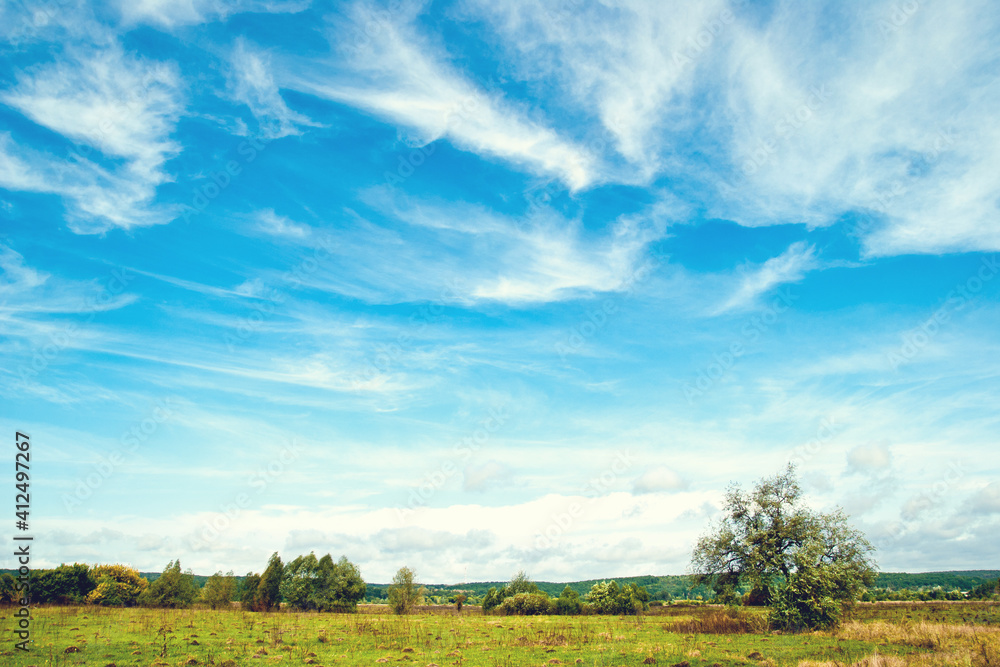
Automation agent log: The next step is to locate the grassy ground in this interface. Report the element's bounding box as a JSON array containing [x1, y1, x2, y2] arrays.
[[0, 602, 997, 667]]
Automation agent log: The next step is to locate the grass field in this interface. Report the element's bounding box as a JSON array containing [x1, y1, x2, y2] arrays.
[[1, 602, 998, 667]]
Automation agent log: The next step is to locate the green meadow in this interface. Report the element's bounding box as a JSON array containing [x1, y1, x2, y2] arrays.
[[3, 602, 999, 667]]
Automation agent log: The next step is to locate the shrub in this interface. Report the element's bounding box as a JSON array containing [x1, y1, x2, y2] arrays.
[[586, 581, 649, 615], [555, 586, 583, 615], [497, 592, 553, 616], [85, 564, 147, 607]]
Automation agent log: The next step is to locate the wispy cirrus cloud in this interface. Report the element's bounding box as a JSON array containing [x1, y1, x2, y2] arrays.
[[226, 38, 318, 139], [463, 0, 731, 181], [116, 0, 308, 29], [353, 187, 677, 305], [289, 2, 597, 190], [714, 241, 816, 314], [0, 46, 183, 232]]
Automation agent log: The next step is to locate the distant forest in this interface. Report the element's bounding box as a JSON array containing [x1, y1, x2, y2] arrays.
[[8, 569, 998, 603]]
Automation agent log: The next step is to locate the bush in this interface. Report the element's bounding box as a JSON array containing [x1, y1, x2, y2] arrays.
[[496, 592, 553, 616], [85, 564, 147, 607], [555, 586, 583, 615], [586, 581, 649, 615]]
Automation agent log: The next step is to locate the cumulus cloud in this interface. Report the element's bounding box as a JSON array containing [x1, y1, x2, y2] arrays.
[[846, 441, 893, 475], [463, 461, 513, 492], [632, 467, 687, 494]]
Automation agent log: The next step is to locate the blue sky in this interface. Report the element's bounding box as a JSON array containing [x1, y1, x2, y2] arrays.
[[2, 0, 999, 584]]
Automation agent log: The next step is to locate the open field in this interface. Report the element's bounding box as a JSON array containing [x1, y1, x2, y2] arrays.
[[1, 603, 998, 667]]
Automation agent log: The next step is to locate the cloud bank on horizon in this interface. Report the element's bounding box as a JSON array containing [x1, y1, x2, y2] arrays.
[[1, 0, 998, 582]]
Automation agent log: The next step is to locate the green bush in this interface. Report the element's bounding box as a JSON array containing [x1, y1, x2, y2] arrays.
[[555, 585, 583, 615], [586, 581, 649, 615], [497, 592, 553, 615]]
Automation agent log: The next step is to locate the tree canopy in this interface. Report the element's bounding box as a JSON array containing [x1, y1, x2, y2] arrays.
[[690, 464, 877, 629]]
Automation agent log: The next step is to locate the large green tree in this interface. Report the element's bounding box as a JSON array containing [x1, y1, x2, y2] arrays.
[[690, 464, 877, 630], [281, 553, 366, 612]]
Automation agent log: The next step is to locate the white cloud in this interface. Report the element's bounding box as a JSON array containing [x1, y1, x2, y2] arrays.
[[291, 3, 597, 190], [0, 47, 183, 232], [846, 441, 893, 475], [253, 209, 310, 238], [356, 189, 677, 305], [632, 467, 687, 494], [715, 242, 816, 313], [711, 0, 1000, 255], [227, 39, 316, 139], [463, 0, 731, 180], [117, 0, 308, 29]]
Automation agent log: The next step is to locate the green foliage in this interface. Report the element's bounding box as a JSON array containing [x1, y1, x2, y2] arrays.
[[85, 564, 148, 606], [255, 552, 283, 612], [691, 464, 877, 630], [388, 566, 424, 615], [202, 571, 238, 610], [30, 563, 95, 604], [311, 554, 366, 612], [585, 581, 649, 615], [138, 560, 199, 609], [453, 593, 467, 612], [0, 572, 18, 604], [496, 592, 553, 615], [482, 587, 501, 612], [554, 585, 583, 615], [241, 572, 262, 610], [968, 578, 999, 600]]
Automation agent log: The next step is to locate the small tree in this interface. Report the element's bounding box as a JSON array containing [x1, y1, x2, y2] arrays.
[[202, 570, 238, 610], [555, 585, 583, 615], [387, 566, 424, 615], [690, 464, 877, 630], [139, 560, 199, 608], [241, 572, 262, 610], [256, 552, 283, 612], [453, 593, 467, 613]]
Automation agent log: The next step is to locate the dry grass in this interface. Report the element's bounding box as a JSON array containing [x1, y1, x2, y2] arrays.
[[838, 620, 1000, 649], [670, 607, 770, 634]]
